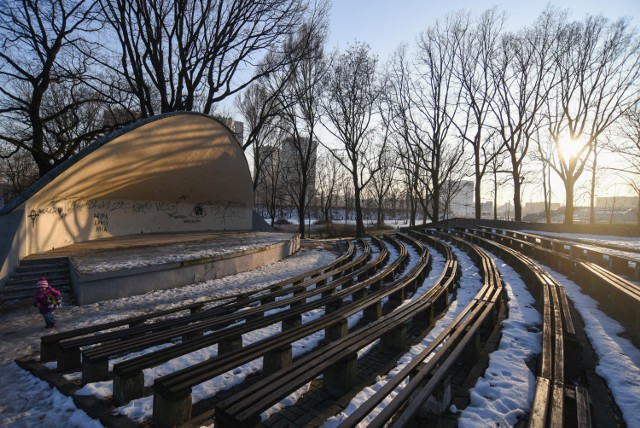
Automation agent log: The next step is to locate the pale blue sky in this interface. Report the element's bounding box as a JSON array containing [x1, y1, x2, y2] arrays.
[[328, 0, 640, 58]]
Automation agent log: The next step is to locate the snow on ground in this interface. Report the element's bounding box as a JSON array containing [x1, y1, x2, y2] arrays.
[[0, 246, 337, 427], [457, 251, 542, 427], [522, 230, 640, 253], [324, 244, 486, 426], [72, 232, 297, 274]]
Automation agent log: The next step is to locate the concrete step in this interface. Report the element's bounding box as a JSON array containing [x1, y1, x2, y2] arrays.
[[20, 257, 69, 267], [11, 267, 69, 280], [14, 263, 69, 274], [1, 256, 75, 306], [6, 274, 70, 288]]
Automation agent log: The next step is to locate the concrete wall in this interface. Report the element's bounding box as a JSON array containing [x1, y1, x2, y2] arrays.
[[0, 113, 254, 287], [70, 234, 300, 305]]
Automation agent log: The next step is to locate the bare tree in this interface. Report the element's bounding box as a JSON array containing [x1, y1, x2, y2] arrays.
[[0, 0, 118, 177], [545, 14, 640, 224], [98, 0, 311, 117], [277, 14, 328, 237], [322, 42, 381, 237], [612, 104, 640, 224], [256, 140, 283, 227], [316, 148, 344, 223], [369, 138, 397, 228], [586, 136, 613, 224], [532, 129, 556, 223], [491, 8, 561, 221], [414, 14, 467, 222], [381, 44, 421, 226], [0, 149, 39, 200], [453, 8, 504, 219], [236, 83, 282, 193]]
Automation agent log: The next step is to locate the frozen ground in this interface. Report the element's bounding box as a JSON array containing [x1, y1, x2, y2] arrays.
[[0, 233, 639, 427], [0, 246, 336, 427], [522, 230, 640, 254]]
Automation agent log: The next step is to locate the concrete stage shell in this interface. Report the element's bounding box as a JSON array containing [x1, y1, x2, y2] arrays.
[[0, 112, 254, 286]]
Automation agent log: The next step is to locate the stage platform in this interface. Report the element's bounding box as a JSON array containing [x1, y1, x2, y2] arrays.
[[27, 231, 300, 305]]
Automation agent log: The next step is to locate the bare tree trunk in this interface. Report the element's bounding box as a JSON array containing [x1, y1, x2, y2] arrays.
[[543, 162, 552, 224], [589, 149, 597, 224], [475, 158, 482, 220], [564, 177, 575, 225], [512, 168, 523, 221]]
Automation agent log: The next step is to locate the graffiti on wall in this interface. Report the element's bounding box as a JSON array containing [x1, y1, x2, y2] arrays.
[[93, 213, 109, 232], [30, 197, 248, 230]]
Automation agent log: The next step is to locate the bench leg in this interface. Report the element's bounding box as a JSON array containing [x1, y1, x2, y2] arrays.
[[414, 305, 434, 328], [219, 335, 243, 354], [113, 370, 144, 405], [419, 375, 452, 417], [324, 352, 358, 397], [40, 342, 58, 363], [82, 357, 109, 383], [153, 388, 192, 428], [263, 345, 292, 375], [282, 314, 301, 331], [352, 288, 367, 301], [57, 348, 81, 372], [183, 330, 203, 341], [381, 324, 407, 352], [325, 318, 348, 342], [364, 301, 381, 323], [389, 288, 406, 307]]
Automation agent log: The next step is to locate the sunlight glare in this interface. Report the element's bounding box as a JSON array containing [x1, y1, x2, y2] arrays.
[[558, 136, 586, 162]]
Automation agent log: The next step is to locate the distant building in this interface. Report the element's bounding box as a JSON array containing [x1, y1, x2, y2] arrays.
[[441, 180, 474, 218], [279, 137, 317, 206], [481, 201, 493, 219], [596, 196, 638, 210], [523, 201, 562, 216], [255, 136, 317, 210], [214, 117, 244, 145]]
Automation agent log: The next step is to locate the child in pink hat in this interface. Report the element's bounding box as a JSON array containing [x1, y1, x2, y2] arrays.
[[32, 277, 62, 328]]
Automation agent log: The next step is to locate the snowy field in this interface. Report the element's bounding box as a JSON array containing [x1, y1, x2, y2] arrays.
[[522, 230, 640, 253], [0, 232, 639, 427]]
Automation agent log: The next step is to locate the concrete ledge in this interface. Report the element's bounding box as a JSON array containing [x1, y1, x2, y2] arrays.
[[69, 234, 300, 305]]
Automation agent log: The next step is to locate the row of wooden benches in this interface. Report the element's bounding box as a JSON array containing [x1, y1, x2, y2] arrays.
[[39, 227, 596, 427], [42, 239, 367, 371], [449, 227, 592, 428], [470, 227, 640, 347], [39, 235, 416, 426], [212, 231, 454, 427], [333, 229, 505, 427], [479, 227, 640, 281]]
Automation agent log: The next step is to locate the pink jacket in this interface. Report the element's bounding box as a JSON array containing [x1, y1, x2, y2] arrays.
[[33, 287, 62, 313]]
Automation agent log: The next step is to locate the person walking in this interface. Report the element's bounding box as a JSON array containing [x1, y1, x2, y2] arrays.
[[32, 277, 62, 328]]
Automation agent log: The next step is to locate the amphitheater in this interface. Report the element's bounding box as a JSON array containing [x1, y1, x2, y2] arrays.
[[1, 113, 639, 427]]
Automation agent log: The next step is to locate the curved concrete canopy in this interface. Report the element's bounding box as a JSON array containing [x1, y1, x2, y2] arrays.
[[0, 113, 255, 285], [2, 112, 252, 212]]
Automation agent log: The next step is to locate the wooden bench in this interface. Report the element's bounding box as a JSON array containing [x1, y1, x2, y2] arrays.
[[209, 234, 449, 428], [81, 238, 390, 390], [52, 240, 369, 372], [339, 230, 504, 427], [453, 227, 588, 427]]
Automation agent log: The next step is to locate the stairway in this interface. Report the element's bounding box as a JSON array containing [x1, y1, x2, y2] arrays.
[[0, 257, 75, 305]]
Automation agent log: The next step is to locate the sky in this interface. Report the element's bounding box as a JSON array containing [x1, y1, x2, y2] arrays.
[[327, 0, 640, 58]]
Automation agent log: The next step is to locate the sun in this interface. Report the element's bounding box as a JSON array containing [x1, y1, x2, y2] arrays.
[[558, 135, 588, 162]]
